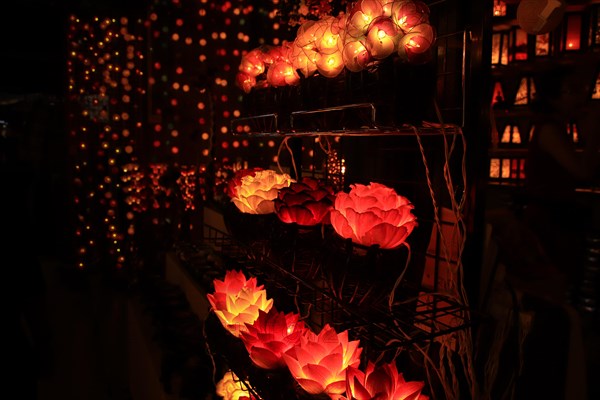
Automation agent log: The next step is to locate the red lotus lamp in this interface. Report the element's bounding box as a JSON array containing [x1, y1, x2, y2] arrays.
[[274, 177, 335, 227], [345, 361, 429, 400], [240, 309, 309, 370]]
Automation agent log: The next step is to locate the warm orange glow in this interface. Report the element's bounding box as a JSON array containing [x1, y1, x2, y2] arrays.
[[68, 15, 146, 270], [391, 0, 430, 31], [397, 23, 434, 62], [238, 48, 265, 77], [565, 13, 581, 51], [207, 270, 274, 337], [342, 39, 371, 72], [331, 182, 417, 249], [491, 81, 505, 107], [291, 43, 318, 78], [345, 361, 429, 400], [366, 16, 401, 59], [215, 370, 254, 400], [228, 169, 294, 214], [315, 17, 340, 55], [493, 0, 507, 17], [347, 0, 384, 38], [239, 309, 308, 369], [282, 324, 362, 397], [316, 50, 344, 78], [236, 0, 435, 92]]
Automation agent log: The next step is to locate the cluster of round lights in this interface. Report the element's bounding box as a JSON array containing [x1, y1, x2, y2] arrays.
[[236, 0, 435, 92]]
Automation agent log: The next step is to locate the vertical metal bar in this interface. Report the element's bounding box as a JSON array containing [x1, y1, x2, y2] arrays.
[[462, 29, 468, 128]]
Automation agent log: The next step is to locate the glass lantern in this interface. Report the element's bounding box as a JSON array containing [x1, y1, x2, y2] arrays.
[[493, 0, 507, 17], [511, 27, 529, 61], [491, 30, 510, 65], [562, 12, 583, 52]]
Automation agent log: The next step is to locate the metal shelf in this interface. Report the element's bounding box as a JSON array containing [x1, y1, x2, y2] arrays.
[[231, 103, 464, 137], [199, 223, 474, 356]]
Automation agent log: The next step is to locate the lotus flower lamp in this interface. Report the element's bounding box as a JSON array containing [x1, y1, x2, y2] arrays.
[[207, 270, 274, 337], [330, 182, 417, 249], [282, 324, 362, 397]]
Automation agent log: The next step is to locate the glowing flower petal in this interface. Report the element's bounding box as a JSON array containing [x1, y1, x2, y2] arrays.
[[331, 182, 417, 249], [240, 309, 308, 369], [216, 370, 255, 400], [207, 270, 274, 337], [274, 177, 335, 226], [345, 361, 429, 400], [228, 169, 294, 215], [283, 325, 362, 397]]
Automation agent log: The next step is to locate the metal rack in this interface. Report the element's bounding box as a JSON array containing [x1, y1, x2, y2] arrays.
[[201, 223, 474, 357], [230, 102, 464, 137], [204, 3, 480, 397]]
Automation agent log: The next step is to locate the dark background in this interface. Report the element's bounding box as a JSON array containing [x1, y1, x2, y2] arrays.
[[0, 1, 150, 96]]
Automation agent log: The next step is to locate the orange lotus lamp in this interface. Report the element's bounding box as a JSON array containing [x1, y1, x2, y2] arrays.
[[282, 324, 362, 397], [228, 169, 294, 215], [215, 370, 255, 400], [207, 270, 274, 337], [227, 167, 263, 199], [330, 182, 417, 249], [240, 309, 309, 370], [344, 361, 429, 400]]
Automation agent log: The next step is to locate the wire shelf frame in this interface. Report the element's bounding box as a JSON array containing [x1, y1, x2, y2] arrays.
[[201, 223, 474, 359]]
